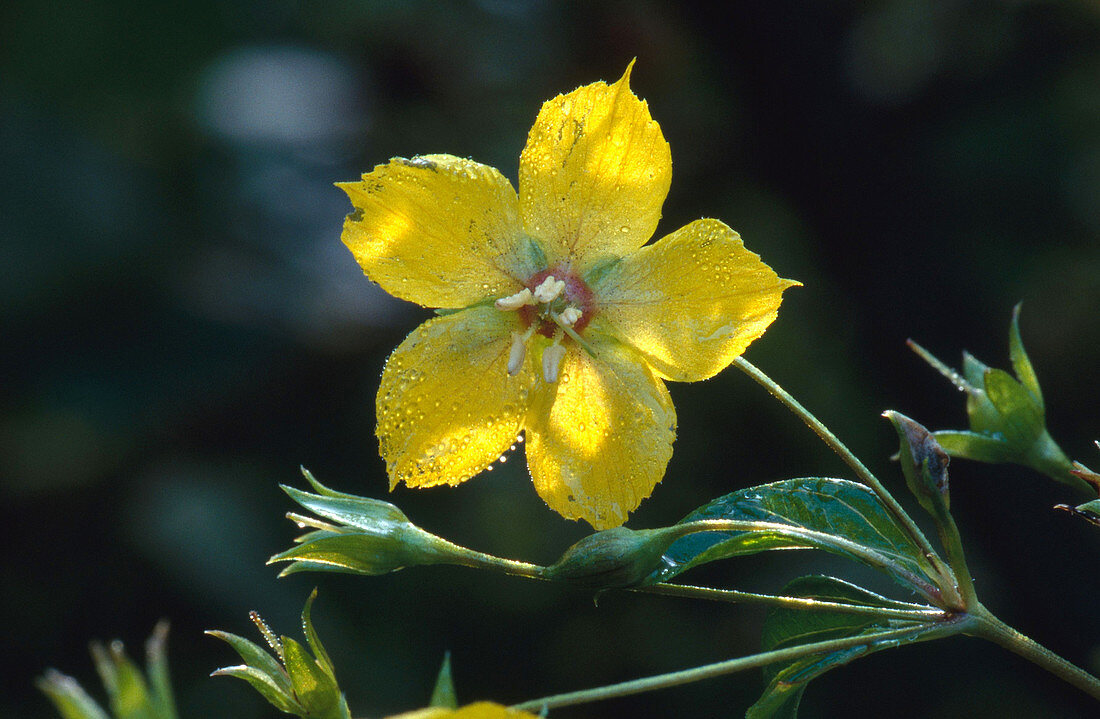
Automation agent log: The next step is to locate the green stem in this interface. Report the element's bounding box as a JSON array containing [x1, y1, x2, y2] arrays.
[[633, 582, 946, 622], [447, 546, 547, 579], [674, 518, 942, 604], [510, 623, 936, 713], [733, 358, 944, 579], [930, 504, 977, 606], [968, 605, 1100, 702]]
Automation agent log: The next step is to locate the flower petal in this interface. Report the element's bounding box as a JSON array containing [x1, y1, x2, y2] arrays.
[[518, 62, 672, 271], [525, 337, 676, 529], [388, 703, 540, 719], [340, 154, 539, 309], [377, 306, 536, 488], [594, 218, 798, 382]]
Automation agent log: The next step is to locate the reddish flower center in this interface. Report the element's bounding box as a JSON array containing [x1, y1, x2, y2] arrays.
[[519, 266, 595, 337]]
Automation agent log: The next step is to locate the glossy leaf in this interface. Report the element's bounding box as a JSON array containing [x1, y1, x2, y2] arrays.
[[648, 478, 938, 594], [747, 576, 937, 719]]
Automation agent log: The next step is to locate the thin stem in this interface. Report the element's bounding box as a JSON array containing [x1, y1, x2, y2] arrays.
[[673, 518, 942, 603], [510, 623, 936, 713], [969, 606, 1100, 702], [632, 582, 946, 622], [447, 546, 547, 579], [733, 358, 943, 576], [930, 504, 977, 606]]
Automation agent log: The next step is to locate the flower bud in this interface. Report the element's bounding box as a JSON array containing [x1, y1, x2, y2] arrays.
[[541, 526, 680, 588], [884, 410, 950, 515]]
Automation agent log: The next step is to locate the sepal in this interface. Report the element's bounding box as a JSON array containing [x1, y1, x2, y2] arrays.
[[207, 589, 351, 719], [37, 622, 177, 719], [269, 469, 491, 577], [910, 305, 1086, 491]]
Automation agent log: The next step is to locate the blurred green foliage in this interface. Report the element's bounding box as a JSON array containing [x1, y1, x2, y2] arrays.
[[4, 1, 1100, 717]]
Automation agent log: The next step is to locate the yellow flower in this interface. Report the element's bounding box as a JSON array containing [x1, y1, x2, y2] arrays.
[[339, 63, 798, 529], [388, 701, 539, 719]]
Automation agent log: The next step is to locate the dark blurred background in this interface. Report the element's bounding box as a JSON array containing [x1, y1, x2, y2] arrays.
[[4, 1, 1100, 717]]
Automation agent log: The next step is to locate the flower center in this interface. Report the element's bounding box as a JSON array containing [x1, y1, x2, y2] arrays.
[[494, 266, 595, 382]]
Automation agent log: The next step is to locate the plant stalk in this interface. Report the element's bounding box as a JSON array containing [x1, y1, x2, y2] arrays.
[[968, 606, 1100, 702], [733, 358, 944, 579], [510, 623, 936, 712], [633, 582, 946, 622]]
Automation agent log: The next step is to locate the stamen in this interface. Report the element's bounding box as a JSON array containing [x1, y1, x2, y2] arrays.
[[508, 328, 535, 376], [532, 276, 566, 304], [542, 342, 567, 383], [495, 287, 535, 311], [559, 306, 583, 327]]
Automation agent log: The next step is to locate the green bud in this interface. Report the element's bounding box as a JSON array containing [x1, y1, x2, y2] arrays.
[[884, 411, 950, 515], [208, 590, 351, 719], [909, 305, 1086, 492], [37, 622, 177, 719], [269, 469, 489, 577], [541, 526, 681, 588]]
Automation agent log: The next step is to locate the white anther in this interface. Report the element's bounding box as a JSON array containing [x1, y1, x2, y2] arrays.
[[532, 276, 566, 304], [495, 288, 535, 311], [559, 306, 583, 327], [542, 343, 567, 383], [507, 331, 529, 376]]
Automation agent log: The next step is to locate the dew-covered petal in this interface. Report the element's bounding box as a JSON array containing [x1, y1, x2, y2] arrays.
[[377, 306, 536, 489], [518, 62, 672, 272], [525, 337, 676, 529], [340, 154, 540, 309], [387, 702, 541, 719], [594, 218, 798, 382]]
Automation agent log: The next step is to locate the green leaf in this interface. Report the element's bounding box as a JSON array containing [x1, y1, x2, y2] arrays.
[[933, 430, 1016, 464], [1009, 304, 1043, 409], [210, 666, 301, 713], [429, 653, 458, 709], [37, 671, 112, 719], [747, 576, 936, 719], [983, 368, 1044, 446], [649, 478, 938, 594]]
